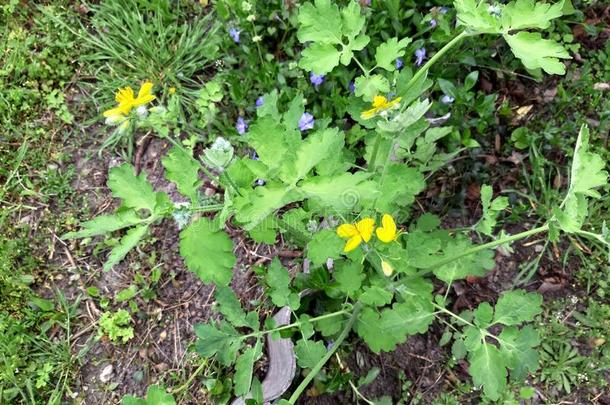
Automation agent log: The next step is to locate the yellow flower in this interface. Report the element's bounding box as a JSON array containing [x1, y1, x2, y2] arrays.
[[169, 86, 177, 95], [360, 95, 402, 120], [337, 217, 375, 253], [381, 260, 394, 276], [375, 214, 398, 243], [103, 81, 156, 120]]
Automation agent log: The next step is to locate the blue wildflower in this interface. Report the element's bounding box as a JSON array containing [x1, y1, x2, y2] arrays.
[[395, 58, 404, 70], [255, 96, 264, 108], [310, 72, 325, 87], [255, 179, 266, 186], [348, 81, 355, 93], [298, 112, 315, 131], [430, 19, 437, 28], [441, 95, 455, 104], [440, 7, 449, 14], [415, 48, 426, 67], [229, 28, 241, 43], [250, 151, 259, 160], [236, 116, 248, 134]]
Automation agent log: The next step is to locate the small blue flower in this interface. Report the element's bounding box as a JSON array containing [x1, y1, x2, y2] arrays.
[[441, 95, 455, 104], [430, 19, 437, 28], [298, 112, 315, 131], [255, 96, 264, 108], [255, 179, 266, 186], [309, 72, 325, 87], [415, 48, 426, 67], [348, 81, 355, 93], [440, 7, 449, 14], [395, 58, 404, 70], [250, 151, 259, 160], [229, 28, 241, 43], [236, 116, 248, 134]]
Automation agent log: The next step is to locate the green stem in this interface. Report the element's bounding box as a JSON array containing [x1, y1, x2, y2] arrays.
[[367, 133, 384, 171], [221, 170, 243, 197], [241, 309, 350, 340], [171, 360, 208, 395], [352, 56, 370, 77], [405, 31, 469, 90], [190, 204, 225, 213], [287, 303, 363, 404]]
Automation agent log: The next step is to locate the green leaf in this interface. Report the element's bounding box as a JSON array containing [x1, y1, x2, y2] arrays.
[[121, 385, 176, 405], [234, 339, 262, 397], [359, 286, 393, 307], [375, 164, 425, 213], [469, 343, 507, 400], [162, 147, 201, 204], [454, 0, 503, 33], [341, 0, 365, 39], [179, 218, 236, 285], [502, 0, 565, 30], [493, 290, 542, 326], [194, 321, 242, 365], [315, 315, 344, 337], [354, 74, 391, 102], [234, 184, 302, 230], [215, 285, 249, 328], [498, 325, 540, 381], [116, 285, 138, 302], [108, 164, 157, 213], [256, 90, 280, 120], [248, 220, 277, 244], [297, 0, 342, 44], [334, 261, 365, 296], [299, 43, 341, 75], [282, 94, 305, 131], [247, 117, 298, 172], [555, 125, 608, 233], [432, 238, 495, 284], [62, 210, 143, 239], [266, 258, 300, 310], [299, 172, 379, 214], [476, 184, 509, 236], [340, 34, 370, 66], [504, 32, 570, 75], [375, 37, 412, 72], [295, 339, 327, 369], [280, 128, 343, 185], [307, 229, 344, 267], [104, 225, 149, 271]]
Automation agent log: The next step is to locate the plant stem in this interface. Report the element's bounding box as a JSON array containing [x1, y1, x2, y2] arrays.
[[171, 360, 208, 395], [367, 133, 384, 171], [190, 204, 225, 213], [405, 31, 469, 90], [287, 303, 363, 404], [221, 170, 243, 197], [241, 309, 350, 340]]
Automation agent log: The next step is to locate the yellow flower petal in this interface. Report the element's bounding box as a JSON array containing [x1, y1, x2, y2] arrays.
[[381, 260, 394, 276], [376, 214, 397, 243], [137, 81, 154, 99], [372, 95, 388, 108], [115, 86, 134, 104], [360, 108, 378, 120], [356, 217, 375, 243], [360, 95, 402, 120], [343, 235, 362, 253], [337, 223, 358, 238]]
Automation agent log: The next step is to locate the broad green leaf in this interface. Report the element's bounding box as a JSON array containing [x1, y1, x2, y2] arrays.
[[375, 164, 425, 213], [375, 37, 412, 72], [266, 258, 300, 310], [234, 339, 262, 397], [334, 261, 365, 296], [234, 184, 302, 230], [62, 209, 142, 239], [307, 229, 344, 267], [104, 225, 149, 271], [247, 117, 298, 171], [341, 0, 365, 39], [493, 290, 542, 326], [282, 94, 305, 131], [248, 220, 277, 244], [297, 0, 342, 44], [107, 164, 157, 213], [256, 90, 280, 120], [454, 0, 502, 33], [476, 184, 509, 236], [504, 32, 570, 75], [280, 128, 343, 185], [355, 74, 391, 102], [299, 172, 379, 214], [502, 0, 565, 30], [194, 320, 241, 360], [179, 218, 236, 285], [295, 339, 326, 369], [299, 314, 314, 340], [215, 285, 249, 328], [498, 325, 540, 381], [432, 238, 495, 284], [340, 34, 370, 66], [315, 315, 344, 337], [469, 343, 507, 400], [359, 286, 393, 307], [555, 125, 608, 233], [116, 285, 138, 302], [121, 385, 176, 405], [473, 302, 494, 327], [299, 43, 341, 75], [162, 147, 201, 204]]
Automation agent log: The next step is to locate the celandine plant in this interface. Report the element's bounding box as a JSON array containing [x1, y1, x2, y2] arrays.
[[65, 0, 610, 402]]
